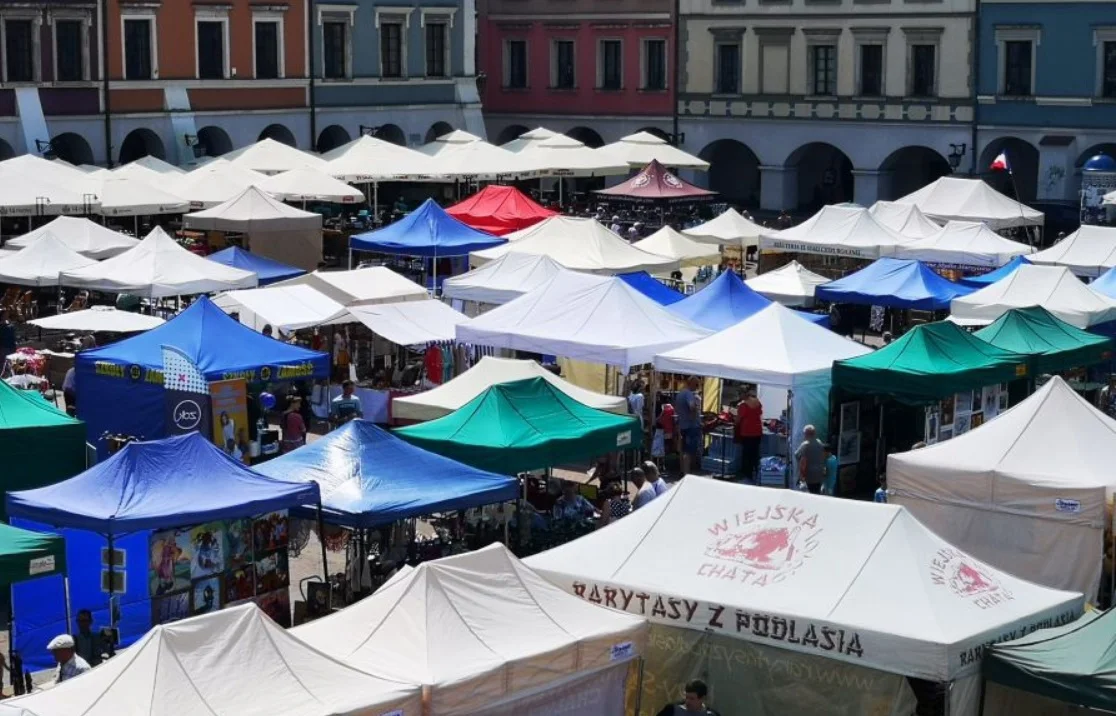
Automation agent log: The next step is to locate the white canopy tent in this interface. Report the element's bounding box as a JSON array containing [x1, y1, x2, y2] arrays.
[[326, 299, 467, 346], [393, 355, 628, 421], [119, 155, 185, 175], [515, 134, 629, 177], [893, 176, 1044, 230], [77, 175, 189, 217], [0, 173, 93, 216], [868, 201, 944, 239], [184, 186, 322, 233], [214, 284, 346, 332], [525, 477, 1083, 716], [442, 252, 566, 306], [683, 208, 767, 249], [294, 544, 646, 716], [322, 134, 436, 182], [59, 226, 258, 297], [1028, 225, 1116, 278], [6, 217, 138, 259], [471, 216, 681, 275], [424, 140, 532, 180], [223, 137, 326, 174], [950, 264, 1116, 328], [894, 220, 1035, 268], [759, 205, 916, 259], [456, 271, 711, 369], [888, 376, 1116, 599], [599, 132, 710, 170], [418, 129, 484, 156], [256, 168, 364, 204], [0, 604, 423, 716], [0, 233, 97, 287], [499, 127, 559, 153], [744, 260, 830, 307], [0, 154, 89, 187], [28, 306, 165, 332], [169, 159, 267, 209], [272, 267, 427, 306], [633, 226, 721, 267]]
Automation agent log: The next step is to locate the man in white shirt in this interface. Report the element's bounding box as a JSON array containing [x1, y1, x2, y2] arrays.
[[631, 468, 657, 510], [49, 634, 91, 684]]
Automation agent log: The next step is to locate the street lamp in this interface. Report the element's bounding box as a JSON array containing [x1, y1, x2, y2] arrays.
[[184, 133, 204, 158], [34, 139, 54, 156], [667, 132, 686, 148], [948, 143, 967, 172], [359, 125, 381, 137]]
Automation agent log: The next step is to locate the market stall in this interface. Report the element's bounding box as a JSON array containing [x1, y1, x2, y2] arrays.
[[815, 257, 974, 310], [441, 252, 566, 308], [6, 217, 138, 259], [745, 260, 829, 307], [28, 307, 165, 333], [445, 185, 556, 236], [213, 284, 346, 332], [759, 205, 916, 259], [295, 544, 646, 716], [632, 226, 721, 268], [599, 131, 710, 170], [683, 207, 766, 249], [894, 220, 1035, 268], [617, 271, 686, 305], [671, 269, 828, 330], [973, 306, 1113, 375], [868, 201, 944, 239], [1089, 265, 1116, 298], [168, 158, 268, 210], [594, 160, 717, 204], [0, 233, 97, 287], [892, 176, 1044, 230], [959, 255, 1031, 289], [272, 267, 427, 306], [223, 137, 327, 175], [1029, 225, 1116, 278], [255, 167, 364, 205], [206, 246, 305, 286], [951, 264, 1116, 328]]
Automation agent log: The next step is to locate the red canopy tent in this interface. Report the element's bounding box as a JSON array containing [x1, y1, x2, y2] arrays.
[[595, 159, 717, 203], [446, 185, 557, 236]]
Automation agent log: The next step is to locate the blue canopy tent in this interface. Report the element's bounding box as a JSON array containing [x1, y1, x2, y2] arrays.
[[1089, 266, 1116, 299], [350, 199, 506, 258], [669, 270, 828, 330], [75, 296, 328, 456], [8, 432, 322, 669], [255, 420, 519, 528], [617, 271, 685, 305], [815, 257, 974, 311], [206, 246, 304, 286], [960, 255, 1031, 289]]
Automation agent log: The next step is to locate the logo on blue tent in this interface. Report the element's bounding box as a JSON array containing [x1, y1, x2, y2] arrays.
[[172, 400, 203, 431], [129, 365, 142, 381], [260, 366, 272, 381]]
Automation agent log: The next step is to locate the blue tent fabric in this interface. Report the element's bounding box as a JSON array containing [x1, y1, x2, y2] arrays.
[[669, 270, 827, 330], [206, 246, 304, 286], [350, 198, 506, 257], [6, 433, 321, 534], [255, 421, 518, 528], [960, 255, 1031, 289], [617, 272, 685, 305], [815, 258, 974, 311], [1089, 266, 1116, 299]]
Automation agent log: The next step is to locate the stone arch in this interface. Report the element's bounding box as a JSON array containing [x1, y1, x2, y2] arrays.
[[119, 128, 166, 165], [495, 124, 529, 146], [258, 123, 297, 147], [197, 125, 233, 157], [698, 139, 761, 208], [316, 124, 351, 153], [636, 126, 672, 143], [566, 126, 604, 148], [50, 132, 94, 165], [1075, 143, 1116, 168], [0, 138, 13, 161], [785, 142, 853, 211], [877, 146, 952, 201], [374, 124, 407, 147], [978, 137, 1039, 203], [425, 121, 454, 144]]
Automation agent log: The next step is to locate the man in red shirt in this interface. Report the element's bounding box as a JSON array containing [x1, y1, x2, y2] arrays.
[[734, 391, 763, 482]]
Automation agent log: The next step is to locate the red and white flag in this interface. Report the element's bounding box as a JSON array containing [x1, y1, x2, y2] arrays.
[[989, 152, 1011, 173]]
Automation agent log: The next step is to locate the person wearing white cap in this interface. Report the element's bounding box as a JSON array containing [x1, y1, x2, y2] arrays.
[[48, 633, 91, 683]]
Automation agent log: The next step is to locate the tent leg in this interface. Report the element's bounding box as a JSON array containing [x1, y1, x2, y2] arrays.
[[63, 574, 73, 638], [317, 501, 329, 584], [348, 246, 353, 270], [133, 216, 138, 237], [373, 182, 379, 224], [785, 390, 793, 489], [633, 658, 646, 716], [106, 532, 116, 635], [7, 585, 14, 695]]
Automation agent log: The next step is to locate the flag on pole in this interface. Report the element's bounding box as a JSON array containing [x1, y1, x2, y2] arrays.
[[989, 152, 1011, 173], [162, 344, 213, 438]]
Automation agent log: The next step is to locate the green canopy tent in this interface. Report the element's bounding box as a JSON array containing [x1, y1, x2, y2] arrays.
[[832, 321, 1030, 404], [974, 306, 1113, 375], [0, 523, 65, 586], [394, 377, 639, 474]]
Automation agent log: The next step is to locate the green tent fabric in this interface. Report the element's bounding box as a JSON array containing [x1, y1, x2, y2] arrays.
[[394, 377, 639, 474], [832, 321, 1029, 404], [984, 608, 1116, 711], [0, 522, 65, 585], [974, 306, 1113, 375]]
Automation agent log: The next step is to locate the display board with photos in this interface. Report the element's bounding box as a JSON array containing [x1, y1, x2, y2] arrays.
[[148, 510, 291, 628], [923, 384, 1008, 444]]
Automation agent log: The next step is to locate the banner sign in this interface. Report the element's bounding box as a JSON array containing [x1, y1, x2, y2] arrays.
[[209, 379, 248, 460], [162, 346, 212, 438]]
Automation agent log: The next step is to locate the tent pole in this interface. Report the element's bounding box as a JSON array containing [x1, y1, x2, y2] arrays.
[[317, 501, 329, 583], [7, 584, 14, 694], [62, 573, 73, 638], [786, 390, 793, 489], [106, 532, 116, 630], [348, 246, 353, 270], [633, 658, 645, 716], [373, 182, 379, 223], [133, 216, 138, 237]]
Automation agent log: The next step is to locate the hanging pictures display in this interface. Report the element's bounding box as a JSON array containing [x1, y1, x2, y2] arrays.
[[924, 383, 1008, 444], [148, 510, 290, 628]]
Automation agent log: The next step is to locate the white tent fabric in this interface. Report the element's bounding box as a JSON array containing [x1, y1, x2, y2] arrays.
[[515, 135, 629, 177], [745, 261, 830, 307], [683, 208, 767, 249], [272, 267, 427, 306], [214, 284, 346, 332], [109, 162, 169, 185], [393, 356, 628, 421], [599, 132, 710, 170], [472, 216, 681, 275], [418, 129, 483, 155], [869, 201, 944, 239], [633, 226, 721, 267], [184, 186, 323, 232], [525, 476, 1084, 683], [888, 377, 1116, 599], [327, 299, 467, 346], [894, 220, 1035, 268], [223, 137, 326, 174], [499, 127, 559, 153], [759, 205, 915, 259], [294, 544, 646, 716], [441, 253, 566, 305], [0, 171, 94, 215], [28, 306, 165, 332], [456, 271, 711, 369], [6, 217, 139, 259], [256, 168, 364, 203], [59, 226, 258, 297], [0, 604, 423, 716], [1028, 225, 1116, 278], [422, 140, 532, 180], [0, 233, 97, 287], [0, 154, 88, 187], [892, 177, 1044, 230], [322, 134, 436, 182], [169, 159, 268, 209], [950, 264, 1116, 328], [120, 155, 185, 175], [76, 175, 189, 217]]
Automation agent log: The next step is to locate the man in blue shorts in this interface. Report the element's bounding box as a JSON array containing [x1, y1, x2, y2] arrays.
[[674, 376, 702, 475]]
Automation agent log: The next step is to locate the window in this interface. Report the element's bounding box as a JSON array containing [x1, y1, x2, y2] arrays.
[[910, 44, 935, 96], [425, 22, 447, 77], [254, 21, 280, 79], [504, 39, 527, 88], [599, 39, 622, 90], [55, 19, 84, 81], [859, 44, 882, 96], [322, 20, 347, 79], [4, 19, 34, 82], [1105, 41, 1116, 98], [123, 18, 152, 79], [196, 20, 224, 79], [1003, 40, 1032, 96], [715, 42, 740, 94], [553, 39, 574, 88], [810, 44, 837, 95], [380, 21, 402, 78], [643, 38, 666, 90]]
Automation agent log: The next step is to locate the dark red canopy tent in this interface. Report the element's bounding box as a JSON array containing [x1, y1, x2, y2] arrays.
[[446, 185, 557, 236], [595, 159, 717, 203]]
